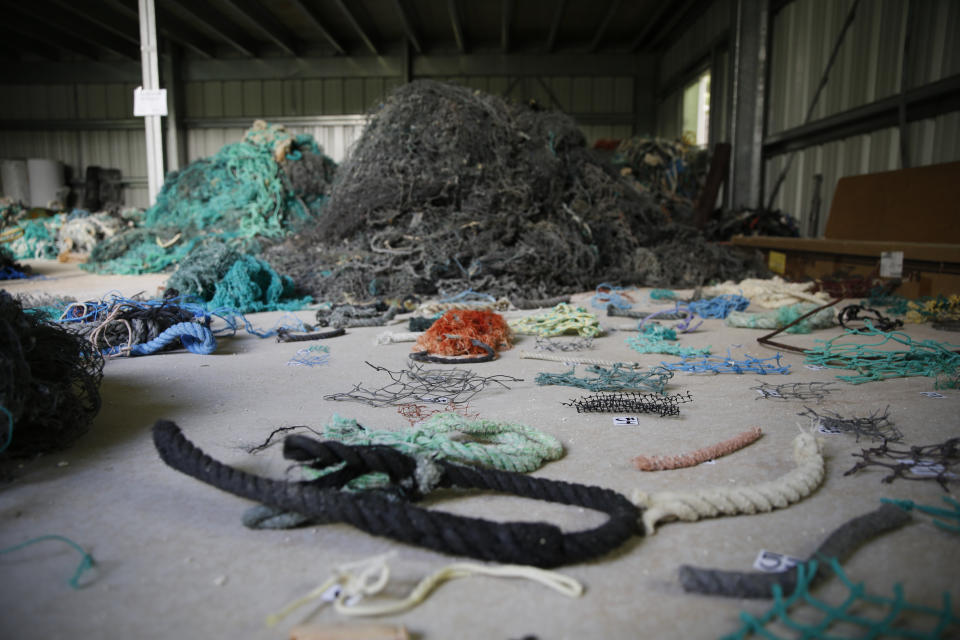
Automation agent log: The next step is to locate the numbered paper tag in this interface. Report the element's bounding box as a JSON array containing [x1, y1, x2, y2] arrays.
[[903, 459, 947, 477], [320, 584, 342, 602], [758, 388, 781, 398], [817, 422, 843, 435], [753, 549, 803, 573], [805, 365, 825, 371], [612, 416, 639, 426], [920, 392, 945, 398]]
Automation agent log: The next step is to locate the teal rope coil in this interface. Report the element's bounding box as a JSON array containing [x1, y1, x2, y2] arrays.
[[0, 534, 95, 589]]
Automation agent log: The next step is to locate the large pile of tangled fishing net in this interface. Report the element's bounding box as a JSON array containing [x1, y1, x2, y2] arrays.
[[266, 80, 765, 302], [0, 291, 104, 457], [83, 120, 336, 277]]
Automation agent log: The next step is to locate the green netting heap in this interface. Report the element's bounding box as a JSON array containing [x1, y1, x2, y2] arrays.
[[83, 120, 335, 276]]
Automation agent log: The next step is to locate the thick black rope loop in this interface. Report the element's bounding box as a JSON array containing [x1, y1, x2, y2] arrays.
[[153, 420, 641, 567]]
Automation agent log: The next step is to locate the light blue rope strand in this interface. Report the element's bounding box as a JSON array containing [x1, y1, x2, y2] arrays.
[[103, 322, 216, 356], [0, 534, 95, 589]]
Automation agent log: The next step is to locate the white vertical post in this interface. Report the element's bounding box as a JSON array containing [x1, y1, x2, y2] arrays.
[[138, 0, 164, 205]]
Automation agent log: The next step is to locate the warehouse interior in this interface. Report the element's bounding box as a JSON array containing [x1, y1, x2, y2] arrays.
[[1, 1, 959, 639]]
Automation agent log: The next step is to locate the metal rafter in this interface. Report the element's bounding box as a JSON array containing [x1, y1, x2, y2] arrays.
[[628, 0, 674, 52], [0, 4, 100, 60], [648, 0, 703, 51], [333, 0, 378, 55], [221, 0, 300, 57], [394, 0, 422, 54], [0, 27, 59, 61], [587, 0, 622, 53], [287, 0, 346, 54], [544, 0, 567, 53], [447, 0, 465, 53], [103, 0, 218, 59], [18, 1, 141, 60], [501, 0, 515, 53], [50, 0, 140, 45], [161, 0, 258, 57]]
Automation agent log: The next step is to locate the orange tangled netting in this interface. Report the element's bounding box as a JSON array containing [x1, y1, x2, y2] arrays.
[[414, 309, 513, 357]]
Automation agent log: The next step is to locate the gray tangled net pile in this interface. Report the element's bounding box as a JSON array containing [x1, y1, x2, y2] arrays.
[[266, 80, 765, 301]]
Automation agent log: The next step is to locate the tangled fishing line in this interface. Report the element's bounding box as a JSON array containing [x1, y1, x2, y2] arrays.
[[266, 80, 766, 302]]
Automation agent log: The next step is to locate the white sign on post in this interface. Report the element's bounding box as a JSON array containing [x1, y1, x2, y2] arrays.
[[133, 87, 168, 117], [879, 251, 903, 278]]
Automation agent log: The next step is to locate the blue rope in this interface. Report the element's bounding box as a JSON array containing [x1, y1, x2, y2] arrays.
[[591, 283, 632, 310], [104, 322, 216, 356], [687, 294, 750, 319]]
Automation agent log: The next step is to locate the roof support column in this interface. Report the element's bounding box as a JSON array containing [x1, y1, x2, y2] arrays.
[[726, 0, 768, 210], [138, 0, 164, 205]]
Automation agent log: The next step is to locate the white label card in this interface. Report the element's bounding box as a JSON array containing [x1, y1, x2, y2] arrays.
[[612, 416, 639, 426], [879, 251, 904, 278], [805, 365, 826, 371], [753, 549, 803, 573], [920, 392, 945, 398], [133, 87, 168, 116], [817, 423, 843, 435]]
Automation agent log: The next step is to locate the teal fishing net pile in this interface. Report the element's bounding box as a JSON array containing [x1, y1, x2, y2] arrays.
[[83, 121, 335, 277], [165, 239, 309, 313], [721, 557, 958, 639], [803, 326, 960, 388]]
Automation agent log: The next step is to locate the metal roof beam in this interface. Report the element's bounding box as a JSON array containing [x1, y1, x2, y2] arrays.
[[0, 27, 59, 61], [448, 0, 466, 53], [103, 0, 218, 59], [9, 1, 141, 60], [587, 0, 621, 53], [647, 0, 702, 51], [333, 0, 378, 55], [628, 1, 674, 52], [161, 0, 258, 57], [0, 5, 100, 59], [502, 0, 514, 53], [394, 0, 422, 54], [221, 0, 300, 57], [287, 0, 346, 54], [544, 0, 566, 53]]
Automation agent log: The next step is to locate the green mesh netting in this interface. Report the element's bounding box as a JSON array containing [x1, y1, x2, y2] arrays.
[[83, 121, 335, 276], [722, 557, 958, 639]]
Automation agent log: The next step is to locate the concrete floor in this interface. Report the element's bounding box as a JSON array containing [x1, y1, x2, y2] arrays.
[[2, 260, 958, 640]]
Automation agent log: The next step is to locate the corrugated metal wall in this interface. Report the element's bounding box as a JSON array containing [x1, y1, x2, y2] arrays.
[[765, 0, 960, 234], [1, 73, 639, 209]]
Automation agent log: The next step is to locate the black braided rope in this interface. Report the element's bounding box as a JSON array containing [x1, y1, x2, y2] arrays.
[[276, 327, 346, 342], [153, 420, 641, 567], [677, 503, 911, 598], [409, 339, 496, 364]]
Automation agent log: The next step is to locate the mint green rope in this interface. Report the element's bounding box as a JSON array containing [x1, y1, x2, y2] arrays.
[[509, 303, 602, 338], [304, 413, 564, 490]]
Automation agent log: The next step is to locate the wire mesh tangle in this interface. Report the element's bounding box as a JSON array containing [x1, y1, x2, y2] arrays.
[[799, 405, 902, 442], [845, 437, 960, 491], [562, 391, 693, 416], [751, 380, 836, 403], [324, 361, 523, 407]]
